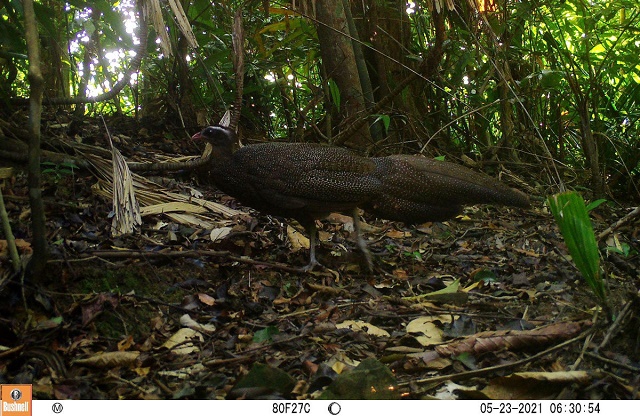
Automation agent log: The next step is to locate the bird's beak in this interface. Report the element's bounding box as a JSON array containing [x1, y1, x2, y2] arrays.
[[191, 132, 202, 140]]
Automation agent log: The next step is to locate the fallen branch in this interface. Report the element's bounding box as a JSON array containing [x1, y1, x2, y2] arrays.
[[398, 322, 595, 387], [597, 206, 640, 241]]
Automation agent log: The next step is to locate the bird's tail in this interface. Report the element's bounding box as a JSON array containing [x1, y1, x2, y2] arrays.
[[365, 155, 530, 224]]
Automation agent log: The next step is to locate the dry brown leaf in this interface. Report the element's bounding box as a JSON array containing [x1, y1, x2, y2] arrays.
[[162, 327, 204, 354], [197, 293, 216, 306], [73, 351, 140, 368], [392, 269, 409, 280], [158, 364, 207, 380], [406, 316, 448, 346], [140, 202, 207, 216], [117, 335, 134, 351], [287, 225, 309, 252], [210, 226, 232, 242], [179, 314, 216, 334], [336, 320, 390, 337], [385, 229, 412, 239], [109, 136, 142, 236], [480, 371, 591, 400]]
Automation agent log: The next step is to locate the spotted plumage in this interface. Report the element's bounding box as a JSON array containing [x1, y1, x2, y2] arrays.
[[366, 155, 530, 223]]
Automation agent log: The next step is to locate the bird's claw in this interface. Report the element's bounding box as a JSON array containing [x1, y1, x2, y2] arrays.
[[299, 256, 324, 272]]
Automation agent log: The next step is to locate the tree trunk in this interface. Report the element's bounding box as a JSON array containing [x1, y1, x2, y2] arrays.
[[41, 0, 69, 100], [23, 0, 48, 279], [316, 0, 370, 148], [577, 98, 605, 198], [356, 1, 415, 146]]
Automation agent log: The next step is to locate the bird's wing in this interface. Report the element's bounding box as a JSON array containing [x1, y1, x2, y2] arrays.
[[237, 144, 378, 208]]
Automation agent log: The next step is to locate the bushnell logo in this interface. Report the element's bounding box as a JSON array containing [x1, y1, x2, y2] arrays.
[[10, 389, 22, 401]]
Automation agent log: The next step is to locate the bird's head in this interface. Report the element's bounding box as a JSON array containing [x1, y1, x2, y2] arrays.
[[191, 125, 236, 148]]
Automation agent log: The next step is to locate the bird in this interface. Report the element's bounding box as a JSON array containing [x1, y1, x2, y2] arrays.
[[192, 125, 530, 271]]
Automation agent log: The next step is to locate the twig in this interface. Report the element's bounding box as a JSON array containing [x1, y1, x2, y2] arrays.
[[107, 370, 153, 395], [584, 352, 640, 373], [397, 325, 595, 387], [277, 301, 370, 319], [201, 356, 253, 368], [153, 378, 174, 396], [597, 299, 634, 351], [202, 335, 306, 368], [0, 185, 21, 273], [569, 310, 600, 371], [52, 249, 307, 273], [597, 206, 640, 241]]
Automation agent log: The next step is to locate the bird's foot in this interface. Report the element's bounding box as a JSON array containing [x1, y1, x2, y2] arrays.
[[355, 234, 374, 273], [361, 247, 374, 273], [299, 256, 324, 273], [352, 209, 375, 273]]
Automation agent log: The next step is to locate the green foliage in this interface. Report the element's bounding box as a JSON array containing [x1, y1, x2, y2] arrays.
[[402, 249, 423, 261], [320, 358, 399, 400], [41, 161, 78, 183], [585, 199, 607, 212], [327, 78, 341, 111], [606, 242, 633, 258], [253, 326, 279, 343], [231, 362, 296, 397], [372, 114, 391, 133], [473, 269, 498, 283], [547, 192, 607, 306]]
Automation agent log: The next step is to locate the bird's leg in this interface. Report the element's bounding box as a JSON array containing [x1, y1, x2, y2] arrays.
[[352, 208, 373, 272], [300, 222, 322, 272]]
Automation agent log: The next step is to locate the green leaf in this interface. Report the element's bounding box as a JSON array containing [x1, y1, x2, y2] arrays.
[[547, 192, 606, 305], [605, 245, 629, 257], [473, 269, 498, 283], [231, 363, 296, 396], [372, 114, 391, 133], [60, 162, 79, 170], [253, 326, 279, 343], [402, 250, 422, 261], [539, 70, 564, 89], [585, 199, 607, 212], [453, 351, 477, 370], [327, 79, 340, 110], [320, 358, 399, 400]]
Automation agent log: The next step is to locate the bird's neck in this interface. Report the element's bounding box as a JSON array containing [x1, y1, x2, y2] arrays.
[[210, 145, 235, 160]]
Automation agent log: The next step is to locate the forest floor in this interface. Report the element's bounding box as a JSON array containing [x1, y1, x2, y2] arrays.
[[1, 117, 639, 400]]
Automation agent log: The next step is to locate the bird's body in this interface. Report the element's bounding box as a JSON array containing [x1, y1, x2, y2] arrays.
[[195, 126, 379, 269], [205, 141, 379, 227], [193, 125, 530, 271]]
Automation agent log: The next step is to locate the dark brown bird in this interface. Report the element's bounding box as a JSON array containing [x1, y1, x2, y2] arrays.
[[193, 125, 530, 271]]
